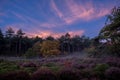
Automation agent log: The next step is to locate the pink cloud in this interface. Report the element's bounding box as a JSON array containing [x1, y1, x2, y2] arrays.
[[5, 20, 84, 39], [26, 30, 62, 38], [50, 0, 112, 25], [64, 0, 110, 23], [26, 29, 84, 38], [51, 0, 63, 18], [6, 24, 84, 38], [68, 30, 85, 37]]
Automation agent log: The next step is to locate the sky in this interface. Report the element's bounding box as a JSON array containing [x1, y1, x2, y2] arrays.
[[0, 0, 119, 38]]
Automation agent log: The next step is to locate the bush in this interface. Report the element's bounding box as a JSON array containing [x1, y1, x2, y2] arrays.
[[80, 69, 92, 79], [23, 67, 37, 74], [0, 62, 20, 74], [57, 68, 81, 80], [31, 67, 56, 80], [42, 62, 56, 67], [93, 64, 109, 79], [21, 62, 37, 73], [42, 62, 61, 72], [24, 48, 38, 58], [105, 57, 120, 67], [74, 63, 88, 70], [105, 67, 120, 80], [0, 71, 30, 80], [22, 62, 37, 67], [84, 47, 99, 57]]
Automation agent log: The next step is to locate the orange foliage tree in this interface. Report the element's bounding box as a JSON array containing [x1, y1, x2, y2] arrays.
[[40, 40, 61, 57]]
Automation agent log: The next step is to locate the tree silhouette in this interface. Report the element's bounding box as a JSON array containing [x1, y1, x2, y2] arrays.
[[0, 28, 4, 54], [99, 6, 120, 56], [5, 27, 15, 54], [16, 29, 25, 55]]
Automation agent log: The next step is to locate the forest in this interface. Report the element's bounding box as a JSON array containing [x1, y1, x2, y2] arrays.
[[0, 6, 120, 80], [0, 27, 91, 57]]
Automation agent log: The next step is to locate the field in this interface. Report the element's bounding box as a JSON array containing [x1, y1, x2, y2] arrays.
[[0, 54, 120, 80]]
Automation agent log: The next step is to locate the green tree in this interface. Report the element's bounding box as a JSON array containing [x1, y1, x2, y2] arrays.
[[5, 27, 14, 38], [24, 41, 42, 58], [46, 36, 54, 41], [0, 28, 3, 39], [58, 33, 71, 54], [16, 29, 25, 54], [0, 28, 4, 54], [99, 7, 120, 56], [71, 35, 81, 52], [5, 27, 15, 53]]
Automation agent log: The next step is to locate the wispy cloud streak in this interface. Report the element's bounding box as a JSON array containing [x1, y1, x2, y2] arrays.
[[1, 0, 116, 38], [51, 0, 112, 24], [51, 0, 63, 18]]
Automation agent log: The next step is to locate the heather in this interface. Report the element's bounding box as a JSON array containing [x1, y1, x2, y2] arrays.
[[0, 57, 120, 80]]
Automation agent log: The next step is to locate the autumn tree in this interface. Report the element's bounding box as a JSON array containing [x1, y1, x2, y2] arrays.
[[40, 40, 60, 57]]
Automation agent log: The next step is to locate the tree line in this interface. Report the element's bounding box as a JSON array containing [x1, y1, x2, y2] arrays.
[[0, 27, 92, 57]]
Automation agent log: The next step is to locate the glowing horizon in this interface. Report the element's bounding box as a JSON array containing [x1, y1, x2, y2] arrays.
[[0, 0, 119, 38]]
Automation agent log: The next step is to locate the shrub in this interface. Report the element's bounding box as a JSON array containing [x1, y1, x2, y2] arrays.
[[24, 48, 38, 58], [73, 63, 88, 70], [42, 62, 56, 67], [20, 62, 37, 73], [31, 67, 56, 80], [0, 71, 30, 80], [94, 64, 109, 71], [63, 60, 73, 68], [22, 62, 36, 67], [0, 59, 4, 63], [105, 67, 120, 80], [84, 47, 99, 57], [42, 62, 61, 72], [48, 66, 61, 72], [80, 69, 93, 79], [93, 64, 109, 79], [57, 68, 81, 80], [23, 67, 37, 73], [105, 57, 120, 67], [0, 62, 20, 74]]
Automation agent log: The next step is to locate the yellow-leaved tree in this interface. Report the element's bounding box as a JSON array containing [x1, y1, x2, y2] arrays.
[[40, 40, 60, 57]]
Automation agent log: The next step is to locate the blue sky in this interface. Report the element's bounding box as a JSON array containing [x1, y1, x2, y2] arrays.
[[0, 0, 119, 38]]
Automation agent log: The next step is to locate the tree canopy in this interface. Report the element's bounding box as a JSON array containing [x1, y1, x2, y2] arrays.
[[40, 40, 60, 57], [99, 7, 120, 44], [99, 6, 120, 56]]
